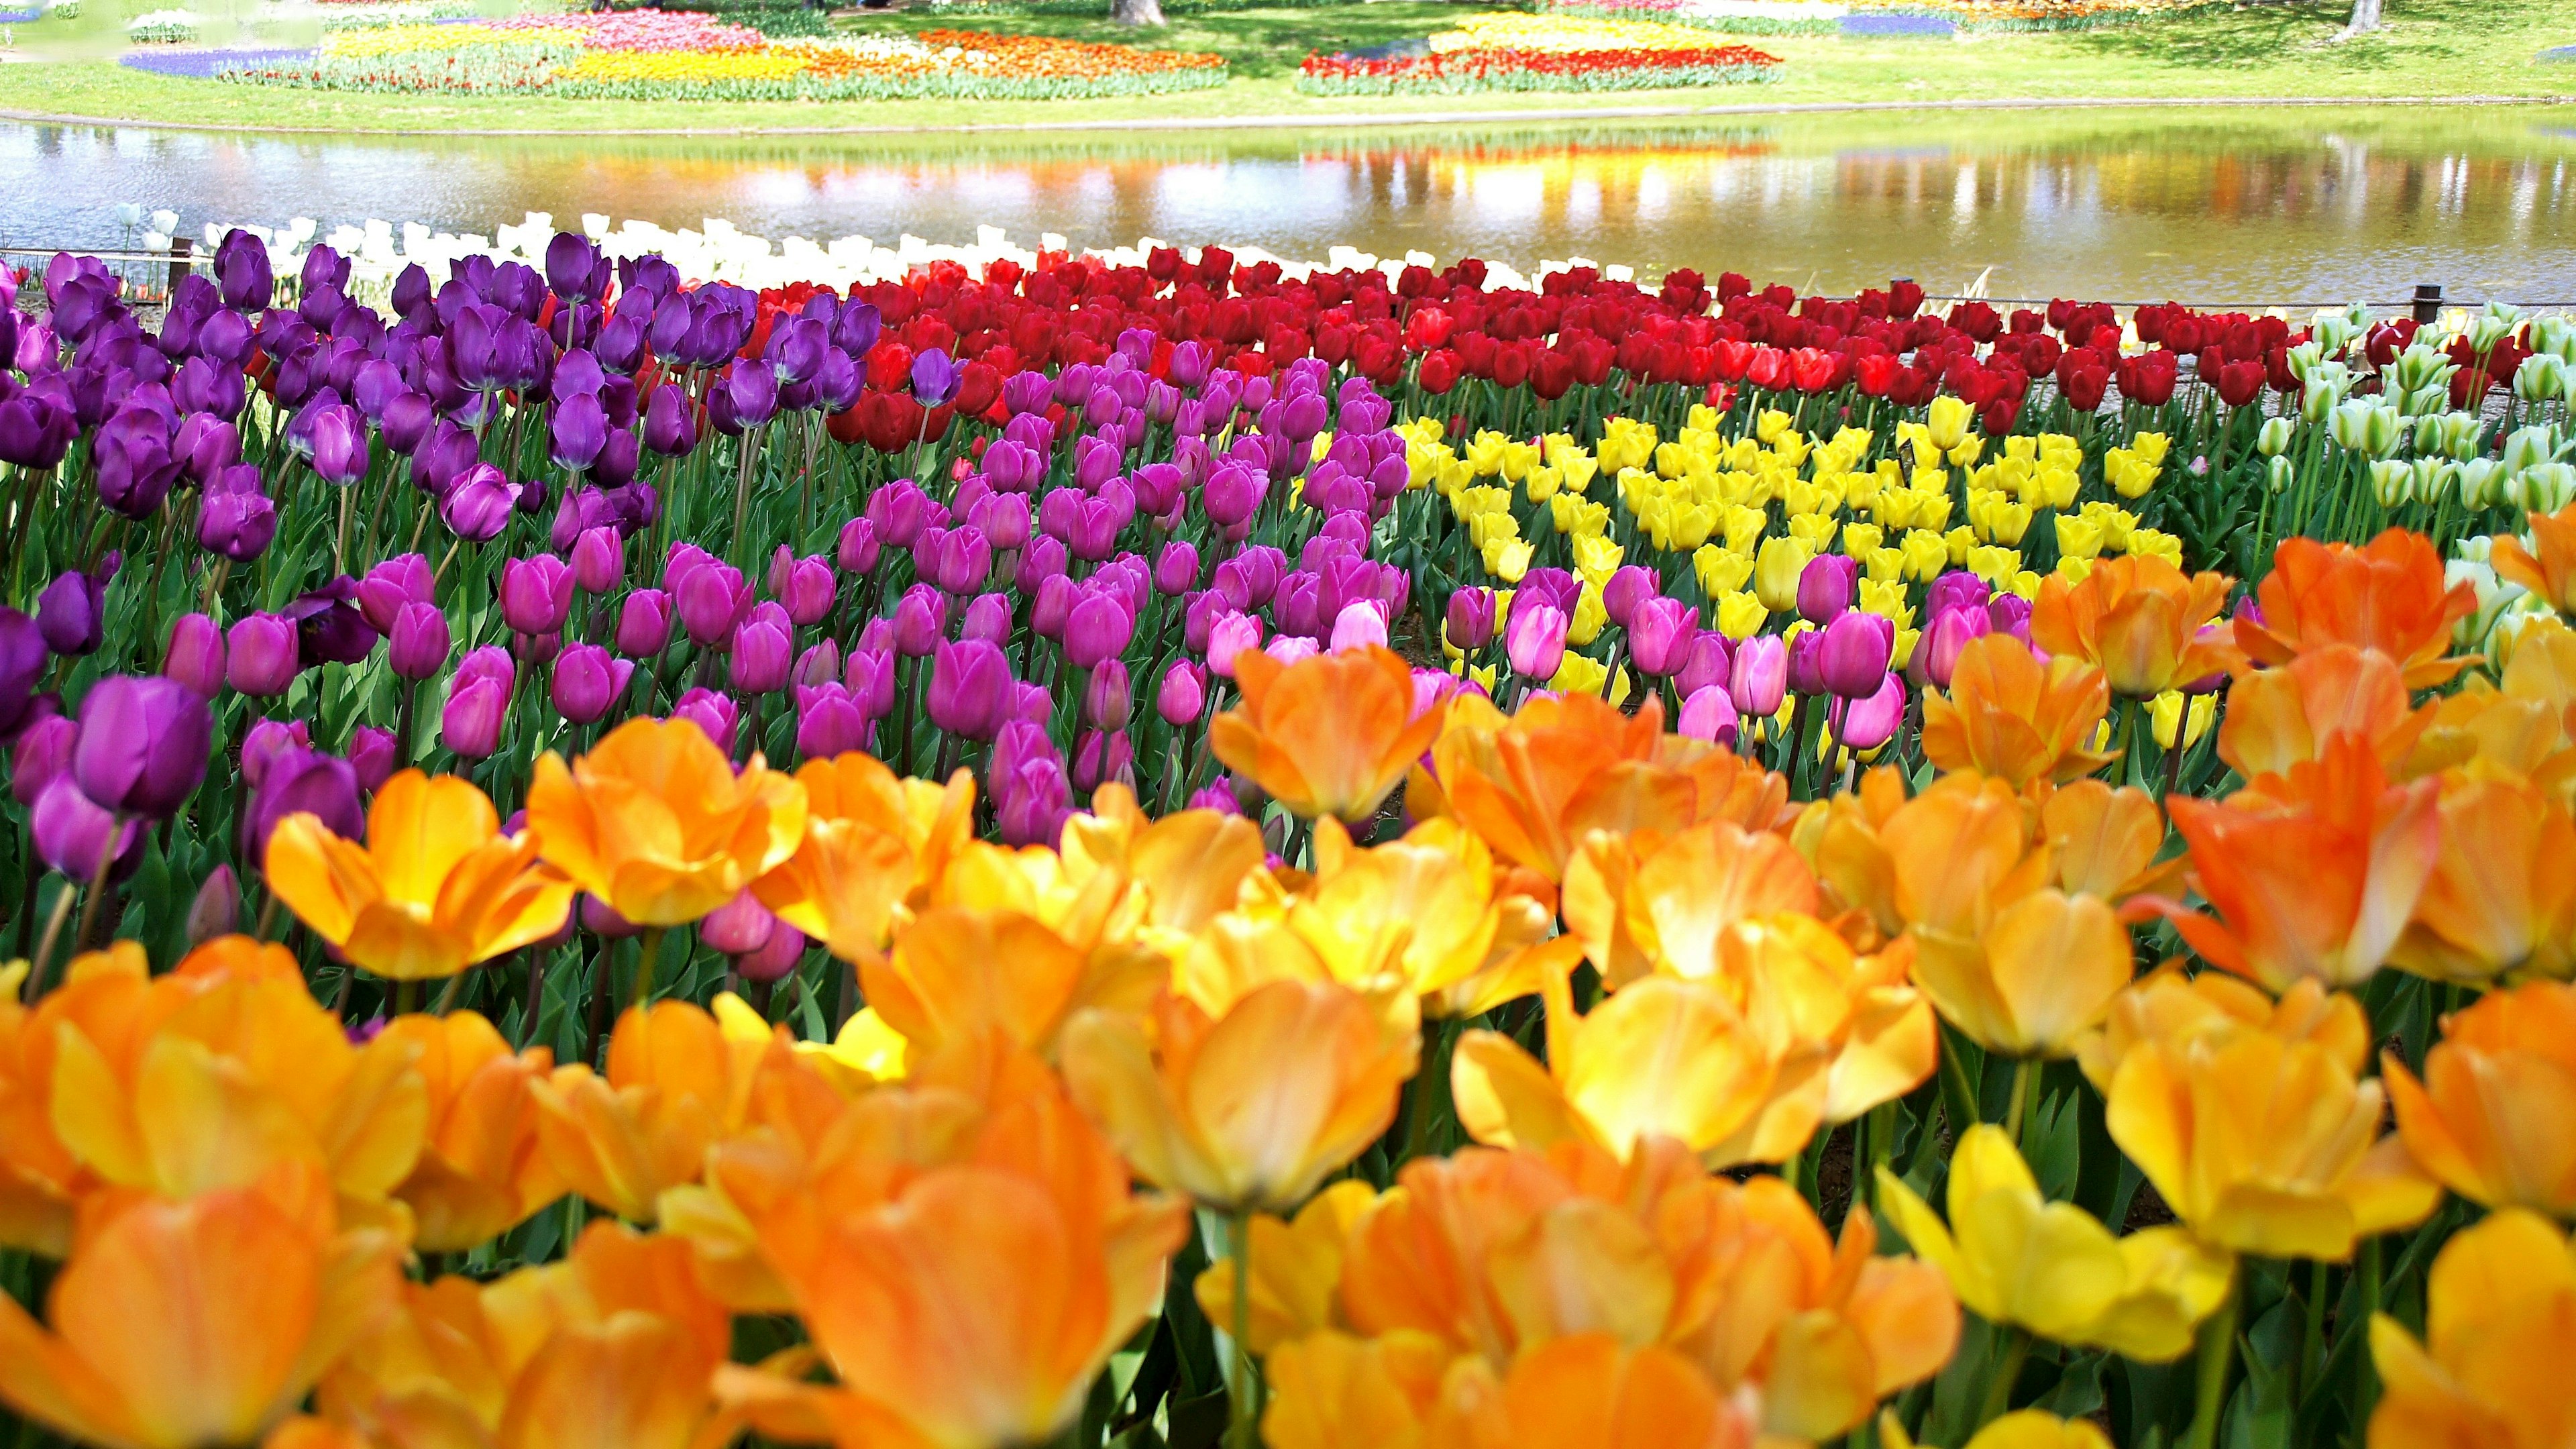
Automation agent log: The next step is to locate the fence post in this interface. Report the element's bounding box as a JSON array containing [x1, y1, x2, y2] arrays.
[[165, 236, 193, 300], [2411, 282, 2443, 325]]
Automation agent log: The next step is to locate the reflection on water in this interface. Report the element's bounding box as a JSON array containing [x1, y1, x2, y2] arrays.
[[4, 106, 2574, 303]]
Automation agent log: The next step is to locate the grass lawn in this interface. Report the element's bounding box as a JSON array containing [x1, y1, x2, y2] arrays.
[[0, 0, 2570, 132]]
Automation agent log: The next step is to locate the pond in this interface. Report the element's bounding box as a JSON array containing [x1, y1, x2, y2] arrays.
[[4, 103, 2575, 305]]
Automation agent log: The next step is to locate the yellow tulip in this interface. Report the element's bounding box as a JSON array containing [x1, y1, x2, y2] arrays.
[[1884, 1408, 2115, 1449], [378, 1010, 563, 1253], [1754, 535, 1816, 613], [1210, 645, 1445, 824], [0, 1163, 403, 1449], [752, 753, 974, 965], [2384, 980, 2576, 1218], [529, 999, 765, 1224], [2367, 1208, 2576, 1449], [1878, 1126, 2231, 1360], [265, 770, 575, 981], [1909, 889, 2136, 1059], [527, 716, 806, 928], [1193, 1179, 1379, 1353], [1927, 395, 1975, 454]]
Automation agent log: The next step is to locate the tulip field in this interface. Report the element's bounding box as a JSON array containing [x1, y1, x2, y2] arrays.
[[5, 222, 2576, 1449]]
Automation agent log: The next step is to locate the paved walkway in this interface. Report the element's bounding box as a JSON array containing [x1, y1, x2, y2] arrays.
[[0, 91, 2568, 138]]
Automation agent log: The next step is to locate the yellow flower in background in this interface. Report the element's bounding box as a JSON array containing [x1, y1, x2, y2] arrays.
[[1878, 1127, 2231, 1361], [1885, 1410, 2115, 1449], [1755, 535, 1815, 612], [2150, 690, 2217, 749], [1788, 511, 1841, 549], [1548, 651, 1611, 698], [1713, 590, 1766, 639], [1485, 537, 1534, 582]]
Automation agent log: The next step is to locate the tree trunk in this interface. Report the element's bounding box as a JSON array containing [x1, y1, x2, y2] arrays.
[[2343, 0, 2383, 35], [1111, 0, 1165, 26]]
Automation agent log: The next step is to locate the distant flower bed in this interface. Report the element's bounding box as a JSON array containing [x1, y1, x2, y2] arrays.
[[1535, 0, 2219, 32], [1300, 12, 1779, 94], [163, 11, 1226, 99]]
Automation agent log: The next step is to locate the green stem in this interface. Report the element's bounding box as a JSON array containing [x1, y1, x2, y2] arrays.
[[2357, 1236, 2384, 1425], [633, 925, 664, 1008], [25, 879, 78, 1002], [1227, 1207, 1259, 1449], [1976, 1323, 2032, 1430], [2002, 1057, 2037, 1149], [68, 820, 122, 961], [2185, 1265, 2242, 1449]]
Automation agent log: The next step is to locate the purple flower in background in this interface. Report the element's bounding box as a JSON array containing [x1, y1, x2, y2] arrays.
[[616, 589, 675, 659], [286, 578, 380, 667], [70, 674, 213, 820], [225, 613, 300, 698], [31, 775, 141, 883], [926, 638, 1012, 742], [441, 463, 517, 543], [442, 647, 515, 760], [357, 553, 436, 634], [36, 570, 104, 657], [910, 349, 957, 408], [669, 688, 739, 755], [347, 727, 398, 794], [551, 643, 633, 726], [241, 743, 360, 866], [499, 555, 576, 636], [162, 612, 227, 698]]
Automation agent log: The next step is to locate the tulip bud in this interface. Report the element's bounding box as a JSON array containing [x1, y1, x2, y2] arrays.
[[36, 570, 104, 657], [571, 526, 625, 594], [581, 893, 642, 938], [1329, 602, 1388, 654], [345, 726, 398, 794], [1206, 611, 1263, 680], [1796, 553, 1859, 626], [32, 775, 140, 882], [441, 647, 515, 760], [1817, 612, 1893, 699], [737, 920, 806, 983], [1084, 658, 1132, 730], [699, 890, 776, 956], [499, 555, 576, 636], [9, 714, 77, 810], [185, 863, 240, 946], [1156, 659, 1206, 726], [1445, 587, 1498, 651], [162, 612, 227, 698], [1678, 684, 1740, 747], [1154, 541, 1201, 596], [670, 688, 739, 755], [893, 585, 949, 659], [1505, 602, 1569, 681], [1729, 633, 1788, 718], [1625, 596, 1696, 677], [614, 588, 674, 659], [770, 545, 837, 627], [793, 682, 872, 760], [926, 638, 1012, 742], [1839, 672, 1907, 751], [215, 612, 294, 698], [552, 642, 633, 725], [836, 516, 881, 576], [1915, 604, 1992, 691]]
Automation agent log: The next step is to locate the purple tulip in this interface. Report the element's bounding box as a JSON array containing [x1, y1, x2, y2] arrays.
[[347, 726, 398, 794], [215, 229, 271, 311], [700, 888, 777, 957], [1729, 634, 1788, 719], [198, 470, 278, 561], [356, 553, 436, 634], [794, 640, 842, 691], [1073, 729, 1135, 794], [174, 413, 241, 486], [1505, 603, 1568, 682], [581, 894, 642, 939], [793, 682, 872, 760], [1917, 604, 1992, 691], [1786, 631, 1826, 698], [737, 918, 806, 983], [1798, 554, 1860, 626], [1331, 601, 1389, 653], [1206, 610, 1264, 680], [36, 570, 104, 657], [305, 402, 371, 486], [1673, 630, 1734, 700], [241, 744, 361, 866], [551, 643, 633, 725], [163, 612, 226, 698], [1084, 659, 1132, 731], [185, 864, 240, 946], [499, 555, 576, 637], [9, 714, 77, 808], [1602, 566, 1656, 630], [769, 548, 836, 628], [926, 638, 1012, 741], [225, 613, 301, 698], [615, 588, 674, 659], [441, 647, 515, 760], [729, 602, 795, 696], [960, 592, 1014, 645], [241, 718, 313, 791], [31, 775, 140, 883], [669, 688, 739, 755], [892, 585, 949, 659], [70, 674, 212, 820], [1927, 571, 1992, 620], [388, 602, 452, 682], [990, 721, 1070, 847], [910, 350, 958, 408], [1446, 588, 1498, 651], [572, 527, 625, 594], [642, 382, 698, 457], [0, 608, 42, 738], [1062, 589, 1134, 671], [1678, 685, 1740, 747], [441, 463, 517, 543], [1839, 673, 1907, 751], [1625, 596, 1696, 678], [1988, 593, 2034, 646], [286, 580, 380, 668], [1818, 611, 1894, 699], [95, 405, 180, 520], [672, 553, 751, 649], [550, 391, 609, 470], [836, 517, 881, 576]]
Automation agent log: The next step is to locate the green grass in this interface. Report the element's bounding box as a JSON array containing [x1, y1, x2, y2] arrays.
[[1, 0, 2571, 133]]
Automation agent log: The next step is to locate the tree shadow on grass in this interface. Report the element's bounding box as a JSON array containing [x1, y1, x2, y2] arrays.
[[2055, 0, 2544, 78]]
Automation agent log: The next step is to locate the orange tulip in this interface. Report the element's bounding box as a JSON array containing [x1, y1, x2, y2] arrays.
[[2040, 780, 2184, 905], [2217, 644, 2432, 780], [708, 1102, 1189, 1449], [1061, 977, 1417, 1211], [529, 999, 766, 1224], [1438, 1334, 1756, 1449], [1336, 1139, 1955, 1442], [2491, 500, 2576, 618], [1876, 771, 2051, 938], [309, 1220, 734, 1449], [2235, 529, 2475, 688], [1061, 784, 1271, 957], [377, 1012, 563, 1253], [1921, 633, 2116, 789], [1560, 818, 1819, 989], [1426, 690, 1792, 881], [2031, 553, 2236, 697], [752, 754, 974, 965], [2074, 970, 2372, 1096], [46, 936, 427, 1230], [525, 716, 806, 927], [2387, 769, 2576, 983], [2105, 1004, 2439, 1260], [1910, 888, 2136, 1059], [0, 945, 152, 1256], [2385, 980, 2576, 1217], [1259, 1329, 1457, 1449], [1792, 766, 1912, 943], [2159, 734, 2441, 993], [264, 771, 576, 981], [2367, 1208, 2576, 1449], [1208, 643, 1444, 823], [0, 1161, 404, 1449], [1194, 1180, 1380, 1354], [857, 902, 1164, 1068]]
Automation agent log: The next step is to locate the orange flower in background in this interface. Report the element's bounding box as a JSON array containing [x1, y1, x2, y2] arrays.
[[2218, 642, 2432, 781], [857, 904, 1149, 1067], [378, 1011, 563, 1254], [1921, 633, 2114, 789], [753, 754, 975, 965], [527, 716, 807, 927], [265, 770, 576, 981], [0, 1163, 403, 1449], [2159, 734, 2442, 993], [2389, 769, 2576, 983], [2406, 617, 2576, 786], [1060, 976, 1418, 1211], [1428, 691, 1790, 881], [2491, 501, 2576, 618], [2031, 553, 2235, 697], [1209, 644, 1442, 823], [1439, 1335, 1756, 1449], [2367, 1209, 2576, 1449], [2237, 530, 2475, 686], [46, 936, 427, 1230], [2105, 1004, 2439, 1260], [1876, 771, 2049, 938], [2385, 980, 2576, 1218], [529, 999, 765, 1224], [308, 1220, 733, 1449]]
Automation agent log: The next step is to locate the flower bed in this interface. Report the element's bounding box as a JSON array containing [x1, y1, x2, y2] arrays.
[[170, 10, 1226, 99], [3, 223, 2576, 1449], [1537, 0, 2223, 33], [1300, 11, 1780, 93]]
